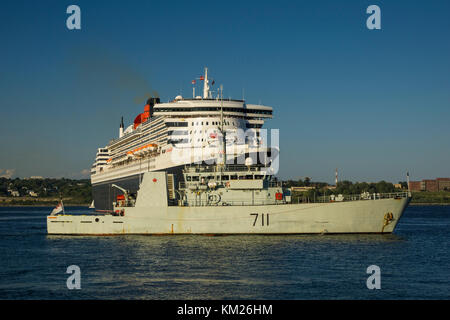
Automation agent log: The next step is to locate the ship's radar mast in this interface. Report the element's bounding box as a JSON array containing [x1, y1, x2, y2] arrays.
[[203, 67, 210, 99], [217, 84, 226, 168]]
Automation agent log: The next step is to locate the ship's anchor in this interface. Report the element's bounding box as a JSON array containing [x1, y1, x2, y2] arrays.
[[381, 212, 394, 233]]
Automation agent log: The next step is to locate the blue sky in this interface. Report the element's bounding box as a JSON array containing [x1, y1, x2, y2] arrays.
[[0, 0, 449, 183]]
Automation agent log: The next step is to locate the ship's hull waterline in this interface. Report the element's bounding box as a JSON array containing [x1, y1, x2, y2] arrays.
[[47, 196, 410, 235]]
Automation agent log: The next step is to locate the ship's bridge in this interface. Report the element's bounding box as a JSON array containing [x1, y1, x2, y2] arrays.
[[152, 98, 272, 120]]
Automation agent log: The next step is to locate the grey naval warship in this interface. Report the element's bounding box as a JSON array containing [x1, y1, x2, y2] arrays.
[[47, 68, 411, 235]]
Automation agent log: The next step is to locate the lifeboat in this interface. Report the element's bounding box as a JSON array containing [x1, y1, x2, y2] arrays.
[[126, 144, 158, 157]]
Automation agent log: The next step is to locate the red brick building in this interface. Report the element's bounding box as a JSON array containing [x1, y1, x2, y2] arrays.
[[437, 178, 450, 191], [409, 178, 450, 192], [422, 180, 438, 192], [409, 181, 422, 191]]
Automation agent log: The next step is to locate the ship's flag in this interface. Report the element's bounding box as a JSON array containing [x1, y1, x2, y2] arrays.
[[191, 80, 196, 85], [211, 80, 215, 85], [51, 201, 64, 215], [199, 76, 204, 80]]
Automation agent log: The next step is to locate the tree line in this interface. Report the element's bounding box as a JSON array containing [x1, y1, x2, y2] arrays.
[[0, 177, 92, 203], [283, 178, 407, 197]]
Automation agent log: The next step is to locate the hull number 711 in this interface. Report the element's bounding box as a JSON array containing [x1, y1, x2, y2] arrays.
[[250, 213, 269, 226]]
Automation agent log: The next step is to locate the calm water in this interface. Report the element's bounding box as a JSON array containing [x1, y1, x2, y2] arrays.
[[0, 206, 449, 300]]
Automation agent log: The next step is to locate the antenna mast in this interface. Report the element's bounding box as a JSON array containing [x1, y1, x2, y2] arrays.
[[203, 67, 210, 99], [220, 84, 226, 167], [407, 171, 410, 194]]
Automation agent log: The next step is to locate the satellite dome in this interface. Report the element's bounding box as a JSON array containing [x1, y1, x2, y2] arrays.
[[245, 157, 254, 166], [175, 95, 183, 100]]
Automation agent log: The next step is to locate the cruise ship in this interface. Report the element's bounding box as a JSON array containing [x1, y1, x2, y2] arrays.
[[91, 68, 276, 211]]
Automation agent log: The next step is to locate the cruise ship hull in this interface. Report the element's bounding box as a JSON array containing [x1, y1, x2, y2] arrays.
[[92, 165, 183, 212], [47, 197, 410, 235]]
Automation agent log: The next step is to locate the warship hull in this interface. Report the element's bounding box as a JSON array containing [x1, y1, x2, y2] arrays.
[[47, 197, 410, 235], [48, 172, 410, 235]]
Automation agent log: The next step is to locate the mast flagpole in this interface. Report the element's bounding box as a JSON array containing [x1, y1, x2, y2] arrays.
[[221, 84, 226, 168], [59, 190, 65, 215]]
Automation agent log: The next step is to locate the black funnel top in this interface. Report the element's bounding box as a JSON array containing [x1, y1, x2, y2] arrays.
[[146, 97, 160, 106]]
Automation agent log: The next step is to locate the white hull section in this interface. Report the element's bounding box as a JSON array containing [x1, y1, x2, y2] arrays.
[[47, 197, 409, 235]]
